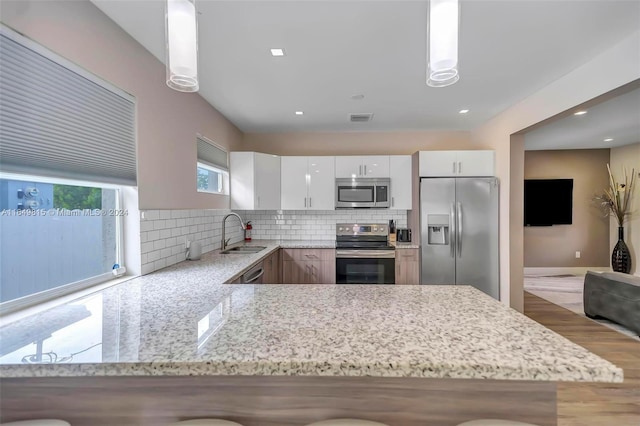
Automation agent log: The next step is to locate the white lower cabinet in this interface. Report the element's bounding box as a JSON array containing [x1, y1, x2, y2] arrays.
[[281, 156, 335, 210]]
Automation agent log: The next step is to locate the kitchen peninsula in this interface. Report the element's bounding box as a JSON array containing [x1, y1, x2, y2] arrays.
[[0, 242, 622, 426]]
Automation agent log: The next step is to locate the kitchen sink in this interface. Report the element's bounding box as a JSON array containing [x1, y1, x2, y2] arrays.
[[221, 246, 266, 254]]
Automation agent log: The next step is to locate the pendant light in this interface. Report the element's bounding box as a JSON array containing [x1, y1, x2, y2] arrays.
[[166, 0, 199, 92], [427, 0, 460, 87]]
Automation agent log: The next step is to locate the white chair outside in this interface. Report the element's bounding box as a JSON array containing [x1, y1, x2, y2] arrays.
[[170, 420, 244, 426], [457, 420, 541, 426], [305, 420, 390, 426], [0, 421, 71, 426]]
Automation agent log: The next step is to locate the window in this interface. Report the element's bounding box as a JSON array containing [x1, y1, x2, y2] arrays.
[[0, 26, 136, 313], [196, 136, 228, 194], [0, 174, 124, 310], [197, 163, 225, 194]]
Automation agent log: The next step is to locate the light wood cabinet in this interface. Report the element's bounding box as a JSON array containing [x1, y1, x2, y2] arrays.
[[281, 156, 335, 210], [263, 249, 281, 284], [419, 150, 494, 177], [230, 152, 281, 210], [395, 248, 420, 285], [281, 248, 336, 284], [335, 156, 390, 178], [389, 155, 412, 209]]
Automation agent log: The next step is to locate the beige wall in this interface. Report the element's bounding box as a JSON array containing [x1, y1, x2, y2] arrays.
[[472, 30, 640, 311], [523, 149, 611, 268], [1, 0, 243, 210], [610, 142, 640, 275], [242, 131, 477, 155]]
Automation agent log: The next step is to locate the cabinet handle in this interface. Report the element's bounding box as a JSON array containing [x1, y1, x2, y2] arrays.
[[458, 162, 462, 174], [309, 197, 312, 208], [392, 197, 395, 207], [359, 165, 362, 176], [452, 162, 456, 173], [257, 196, 260, 207], [304, 197, 307, 208], [364, 165, 367, 175]]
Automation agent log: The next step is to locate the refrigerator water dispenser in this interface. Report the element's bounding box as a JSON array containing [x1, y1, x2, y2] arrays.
[[427, 214, 449, 245]]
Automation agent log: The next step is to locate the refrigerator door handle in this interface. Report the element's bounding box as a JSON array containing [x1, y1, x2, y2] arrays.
[[450, 203, 456, 258], [457, 201, 463, 257]]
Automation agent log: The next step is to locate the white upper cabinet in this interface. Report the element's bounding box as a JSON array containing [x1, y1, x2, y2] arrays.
[[419, 150, 495, 177], [230, 152, 281, 210], [455, 151, 495, 177], [307, 156, 335, 210], [389, 155, 412, 210], [281, 156, 308, 210], [281, 156, 335, 210], [419, 151, 457, 176], [335, 156, 390, 178]]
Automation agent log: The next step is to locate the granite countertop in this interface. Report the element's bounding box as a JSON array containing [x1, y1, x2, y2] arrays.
[[0, 240, 622, 383], [393, 242, 420, 249]]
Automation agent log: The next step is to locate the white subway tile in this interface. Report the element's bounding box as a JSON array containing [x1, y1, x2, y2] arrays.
[[154, 258, 167, 270], [141, 263, 155, 275], [140, 221, 154, 232], [147, 250, 161, 262], [161, 247, 173, 258]]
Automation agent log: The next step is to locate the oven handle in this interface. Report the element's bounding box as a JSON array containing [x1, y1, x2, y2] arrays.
[[336, 250, 396, 259]]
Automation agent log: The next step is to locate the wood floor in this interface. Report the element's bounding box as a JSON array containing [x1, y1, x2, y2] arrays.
[[524, 291, 640, 426]]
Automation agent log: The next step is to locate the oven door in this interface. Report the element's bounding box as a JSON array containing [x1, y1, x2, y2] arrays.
[[336, 250, 395, 284]]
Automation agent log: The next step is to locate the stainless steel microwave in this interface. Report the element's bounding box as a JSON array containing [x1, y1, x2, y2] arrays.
[[335, 178, 390, 209]]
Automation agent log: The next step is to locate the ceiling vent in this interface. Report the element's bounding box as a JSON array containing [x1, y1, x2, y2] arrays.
[[349, 113, 374, 123]]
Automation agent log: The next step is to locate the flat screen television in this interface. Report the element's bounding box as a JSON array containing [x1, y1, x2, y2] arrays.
[[524, 179, 573, 226]]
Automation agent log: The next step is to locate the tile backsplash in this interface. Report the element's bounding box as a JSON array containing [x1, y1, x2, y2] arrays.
[[139, 209, 243, 275], [234, 210, 407, 240], [139, 209, 407, 275]]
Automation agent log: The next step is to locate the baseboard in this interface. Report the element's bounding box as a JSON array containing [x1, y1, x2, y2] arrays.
[[524, 266, 611, 276]]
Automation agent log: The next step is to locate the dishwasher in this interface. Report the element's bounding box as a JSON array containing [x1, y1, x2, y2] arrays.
[[241, 262, 264, 284]]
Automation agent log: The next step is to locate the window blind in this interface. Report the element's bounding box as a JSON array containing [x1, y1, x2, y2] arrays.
[[197, 136, 228, 171], [0, 26, 137, 185]]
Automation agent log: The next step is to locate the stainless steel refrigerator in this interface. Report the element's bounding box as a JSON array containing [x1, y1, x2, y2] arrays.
[[420, 177, 499, 299]]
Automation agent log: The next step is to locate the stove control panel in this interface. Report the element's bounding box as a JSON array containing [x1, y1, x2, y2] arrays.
[[336, 223, 388, 236]]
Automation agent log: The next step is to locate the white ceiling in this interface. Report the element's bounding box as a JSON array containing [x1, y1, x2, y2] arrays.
[[91, 0, 640, 133], [524, 87, 640, 151]]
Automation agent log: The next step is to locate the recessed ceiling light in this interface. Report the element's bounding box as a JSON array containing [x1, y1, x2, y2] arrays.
[[459, 109, 469, 114], [351, 94, 365, 100], [604, 138, 614, 142], [295, 111, 304, 116], [270, 48, 285, 57], [574, 110, 587, 116]]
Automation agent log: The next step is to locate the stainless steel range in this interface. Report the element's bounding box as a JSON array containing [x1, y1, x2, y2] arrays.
[[335, 223, 395, 284]]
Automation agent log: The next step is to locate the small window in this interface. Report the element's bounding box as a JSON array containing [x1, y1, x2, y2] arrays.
[[197, 163, 226, 194], [196, 136, 228, 194]]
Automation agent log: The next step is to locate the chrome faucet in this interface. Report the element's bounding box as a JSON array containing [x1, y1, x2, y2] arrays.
[[221, 212, 246, 251]]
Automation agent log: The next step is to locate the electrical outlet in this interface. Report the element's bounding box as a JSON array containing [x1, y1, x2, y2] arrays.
[[575, 251, 581, 259]]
